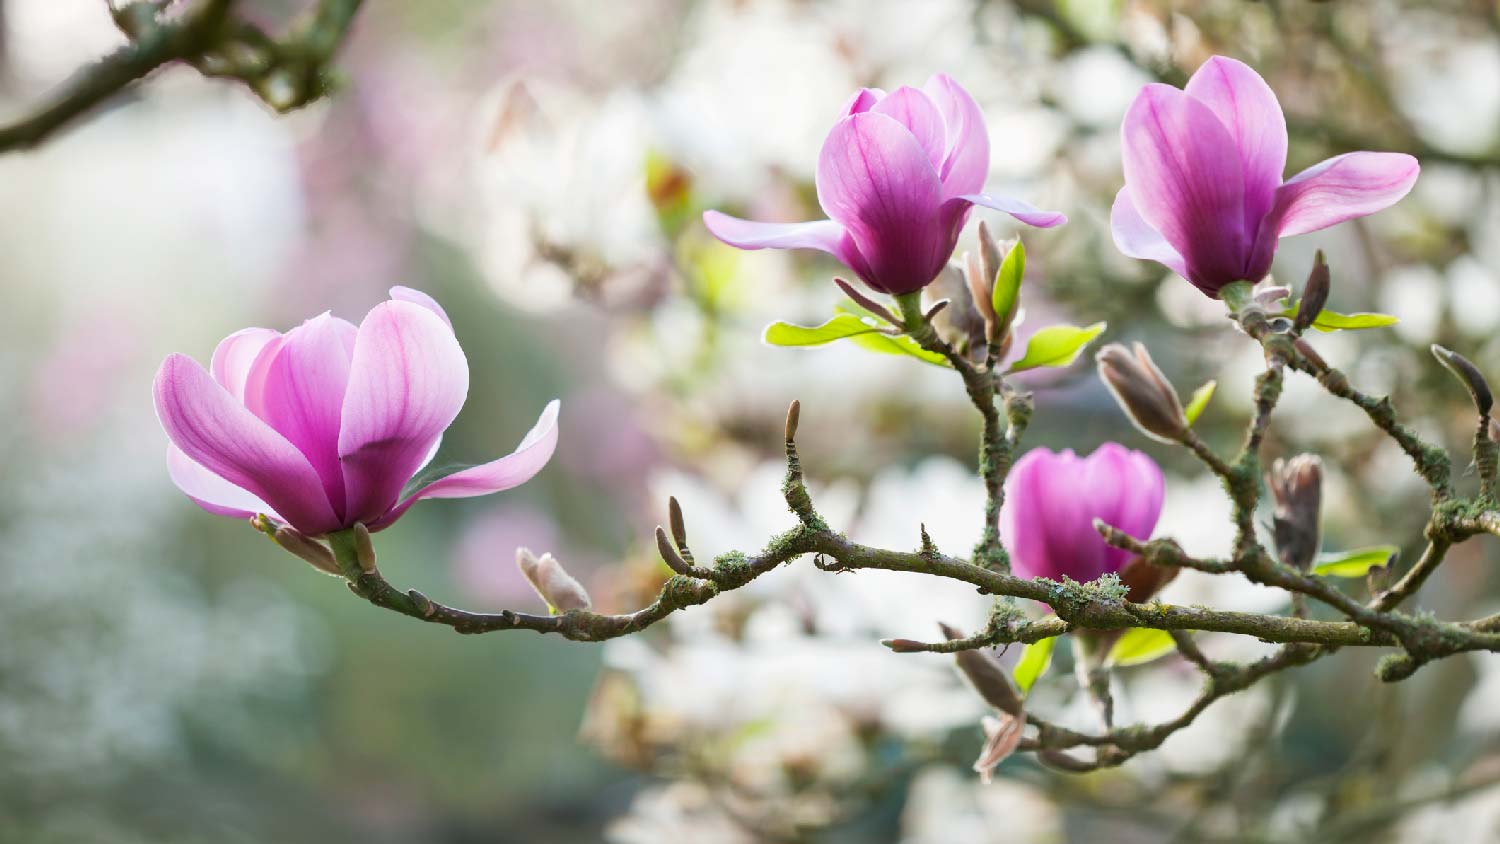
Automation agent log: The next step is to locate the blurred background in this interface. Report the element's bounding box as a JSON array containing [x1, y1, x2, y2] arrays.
[[3, 0, 1500, 841]]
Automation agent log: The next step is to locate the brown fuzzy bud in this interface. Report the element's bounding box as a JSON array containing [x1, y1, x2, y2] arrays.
[[1294, 251, 1330, 333], [1432, 344, 1494, 417], [1267, 455, 1323, 571], [667, 496, 689, 550], [881, 638, 928, 653], [977, 221, 1004, 297], [655, 526, 693, 576], [785, 399, 801, 442], [1096, 342, 1189, 443], [1119, 557, 1178, 603], [516, 547, 592, 612], [924, 261, 987, 351], [974, 712, 1026, 784], [963, 251, 998, 328], [940, 623, 1024, 717], [274, 527, 340, 575], [352, 522, 377, 573]]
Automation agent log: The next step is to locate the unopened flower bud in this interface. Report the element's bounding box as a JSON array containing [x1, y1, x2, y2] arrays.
[[977, 220, 1004, 299], [1119, 557, 1177, 603], [1432, 344, 1493, 417], [655, 526, 693, 576], [940, 622, 1024, 717], [517, 547, 592, 612], [1095, 342, 1189, 443], [964, 251, 998, 327], [1267, 455, 1323, 571], [1294, 251, 1330, 333], [923, 261, 987, 351], [352, 522, 377, 573], [974, 712, 1026, 784], [273, 527, 340, 575]]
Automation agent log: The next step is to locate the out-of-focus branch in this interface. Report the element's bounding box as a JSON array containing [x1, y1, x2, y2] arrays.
[[0, 0, 366, 153]]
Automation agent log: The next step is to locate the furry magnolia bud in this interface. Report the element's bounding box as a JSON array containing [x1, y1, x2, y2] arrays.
[[273, 527, 339, 575], [1096, 342, 1189, 443], [517, 547, 592, 612], [1432, 344, 1494, 417], [1294, 251, 1330, 333], [1119, 556, 1177, 603], [1267, 455, 1323, 571], [940, 622, 1024, 717], [924, 260, 987, 352]]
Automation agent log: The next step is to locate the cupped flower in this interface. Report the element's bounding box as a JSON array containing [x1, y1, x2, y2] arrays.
[[703, 75, 1066, 296], [153, 287, 560, 536], [999, 443, 1164, 584], [1113, 55, 1419, 297]]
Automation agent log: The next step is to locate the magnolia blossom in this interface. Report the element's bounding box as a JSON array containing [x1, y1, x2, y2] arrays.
[[704, 75, 1066, 295], [1113, 55, 1420, 296], [153, 287, 560, 536], [999, 444, 1164, 584]]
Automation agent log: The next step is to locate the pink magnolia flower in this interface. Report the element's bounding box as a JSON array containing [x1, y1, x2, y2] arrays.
[[153, 287, 560, 537], [1113, 56, 1419, 297], [703, 75, 1066, 296], [1000, 444, 1164, 584]]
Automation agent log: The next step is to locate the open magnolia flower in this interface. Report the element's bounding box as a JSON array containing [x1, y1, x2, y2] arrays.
[[704, 74, 1066, 296], [1113, 55, 1419, 297], [153, 287, 560, 537]]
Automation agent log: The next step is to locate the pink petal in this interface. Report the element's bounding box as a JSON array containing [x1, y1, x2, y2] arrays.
[[702, 211, 848, 254], [1121, 83, 1250, 290], [1110, 187, 1189, 279], [871, 86, 946, 173], [957, 193, 1068, 229], [1086, 443, 1164, 575], [210, 327, 280, 402], [389, 286, 453, 329], [1184, 56, 1287, 232], [1000, 449, 1060, 581], [843, 87, 886, 115], [1260, 151, 1420, 240], [923, 73, 990, 199], [368, 400, 560, 531], [245, 313, 359, 516], [337, 300, 469, 527], [166, 444, 277, 520], [154, 353, 341, 534], [816, 112, 949, 294]]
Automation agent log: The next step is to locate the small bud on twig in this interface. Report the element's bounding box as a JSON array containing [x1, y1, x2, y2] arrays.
[[668, 496, 689, 550], [1294, 251, 1330, 333], [974, 712, 1026, 784], [785, 399, 801, 442], [407, 589, 436, 617], [881, 638, 927, 653], [655, 526, 693, 577], [1432, 344, 1494, 417], [1119, 557, 1178, 603], [1096, 343, 1189, 443], [352, 522, 377, 573], [1267, 455, 1323, 571], [517, 547, 592, 612], [273, 527, 340, 575], [940, 622, 1024, 717], [963, 251, 998, 328]]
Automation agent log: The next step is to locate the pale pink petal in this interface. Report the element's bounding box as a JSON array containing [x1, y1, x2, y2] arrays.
[[1184, 56, 1287, 231], [1121, 83, 1249, 290], [1110, 187, 1189, 279], [166, 444, 278, 520], [1262, 151, 1420, 239], [154, 353, 341, 534], [368, 400, 559, 531], [210, 327, 280, 402], [337, 301, 469, 527], [957, 193, 1068, 228], [923, 73, 990, 198], [702, 212, 847, 254], [816, 112, 949, 294], [390, 286, 453, 329], [245, 313, 359, 515], [871, 85, 946, 173]]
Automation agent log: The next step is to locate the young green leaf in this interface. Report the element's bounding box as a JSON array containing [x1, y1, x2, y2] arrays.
[[763, 313, 882, 347], [1183, 380, 1216, 426], [1278, 300, 1399, 332], [1013, 636, 1057, 695], [848, 331, 951, 367], [1006, 322, 1107, 373], [991, 238, 1025, 328], [1312, 546, 1399, 577], [1106, 628, 1177, 667]]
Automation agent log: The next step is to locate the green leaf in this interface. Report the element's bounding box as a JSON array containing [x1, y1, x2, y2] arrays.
[[847, 331, 951, 367], [1279, 300, 1399, 332], [1013, 636, 1057, 695], [763, 313, 883, 347], [1006, 322, 1107, 373], [991, 238, 1025, 326], [1312, 546, 1399, 577], [1183, 380, 1216, 426], [1106, 628, 1177, 667]]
